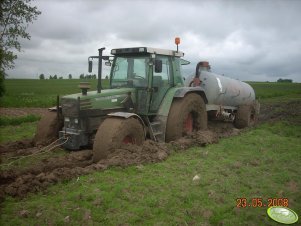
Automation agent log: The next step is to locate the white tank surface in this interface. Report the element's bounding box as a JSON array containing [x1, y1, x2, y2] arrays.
[[185, 62, 255, 109]]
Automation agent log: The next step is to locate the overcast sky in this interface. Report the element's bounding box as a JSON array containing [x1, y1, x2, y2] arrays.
[[7, 0, 301, 82]]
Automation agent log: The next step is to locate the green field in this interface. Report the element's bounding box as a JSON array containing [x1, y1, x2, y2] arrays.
[[248, 82, 301, 99], [0, 79, 109, 107], [1, 79, 301, 107], [0, 80, 301, 225]]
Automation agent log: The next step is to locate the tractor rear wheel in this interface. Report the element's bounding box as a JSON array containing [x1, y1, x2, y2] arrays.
[[234, 104, 256, 129], [92, 117, 144, 162], [165, 93, 207, 142], [34, 111, 63, 146]]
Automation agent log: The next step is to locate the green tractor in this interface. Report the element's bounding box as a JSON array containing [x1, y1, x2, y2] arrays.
[[35, 44, 209, 162]]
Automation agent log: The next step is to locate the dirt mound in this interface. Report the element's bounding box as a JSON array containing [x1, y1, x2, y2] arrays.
[[100, 140, 170, 166], [170, 130, 219, 150], [0, 139, 34, 154], [208, 121, 241, 138], [0, 150, 93, 199]]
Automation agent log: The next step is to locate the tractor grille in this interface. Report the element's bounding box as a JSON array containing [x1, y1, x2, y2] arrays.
[[80, 99, 92, 110], [137, 90, 148, 113], [61, 98, 78, 116]]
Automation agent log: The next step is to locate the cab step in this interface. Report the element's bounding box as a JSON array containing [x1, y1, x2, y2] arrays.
[[146, 119, 165, 142]]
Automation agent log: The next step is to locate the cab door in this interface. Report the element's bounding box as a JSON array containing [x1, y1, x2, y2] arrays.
[[149, 55, 173, 112]]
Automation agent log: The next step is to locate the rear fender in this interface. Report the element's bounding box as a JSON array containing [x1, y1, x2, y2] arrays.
[[157, 87, 208, 117], [174, 87, 208, 103], [107, 112, 146, 138]]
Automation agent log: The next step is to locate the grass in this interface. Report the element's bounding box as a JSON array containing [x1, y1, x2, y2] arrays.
[[0, 115, 41, 143], [247, 82, 301, 99], [0, 121, 37, 143], [1, 79, 109, 107], [1, 121, 300, 225], [0, 114, 40, 126]]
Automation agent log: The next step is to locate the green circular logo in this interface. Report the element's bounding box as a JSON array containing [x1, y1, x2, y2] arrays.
[[267, 206, 298, 224]]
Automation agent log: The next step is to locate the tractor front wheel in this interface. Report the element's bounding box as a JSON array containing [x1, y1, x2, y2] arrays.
[[92, 117, 144, 162], [34, 111, 63, 146]]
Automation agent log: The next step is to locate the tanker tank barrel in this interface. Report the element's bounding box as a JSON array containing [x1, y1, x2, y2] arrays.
[[186, 61, 256, 107]]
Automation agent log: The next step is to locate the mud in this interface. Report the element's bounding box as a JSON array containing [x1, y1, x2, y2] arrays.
[[170, 130, 219, 151], [0, 139, 34, 154], [259, 99, 301, 125], [0, 132, 218, 201], [0, 108, 48, 117], [0, 100, 300, 200], [0, 141, 171, 200]]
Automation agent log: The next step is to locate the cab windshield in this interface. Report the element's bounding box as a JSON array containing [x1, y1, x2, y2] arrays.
[[111, 56, 149, 88]]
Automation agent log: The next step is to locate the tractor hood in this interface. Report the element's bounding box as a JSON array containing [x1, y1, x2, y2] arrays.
[[61, 88, 136, 116]]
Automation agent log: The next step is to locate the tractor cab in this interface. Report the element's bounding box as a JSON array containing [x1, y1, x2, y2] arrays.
[[108, 47, 186, 114]]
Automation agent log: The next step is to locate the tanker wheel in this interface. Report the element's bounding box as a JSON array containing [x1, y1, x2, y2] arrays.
[[165, 93, 207, 142], [34, 111, 63, 146], [92, 117, 144, 162], [234, 104, 256, 129]]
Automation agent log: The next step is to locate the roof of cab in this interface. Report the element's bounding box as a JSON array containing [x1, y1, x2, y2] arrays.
[[111, 47, 184, 57]]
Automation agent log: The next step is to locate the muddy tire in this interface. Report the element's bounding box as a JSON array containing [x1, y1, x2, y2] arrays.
[[34, 111, 63, 146], [93, 117, 144, 162], [165, 93, 207, 142], [234, 104, 256, 129]]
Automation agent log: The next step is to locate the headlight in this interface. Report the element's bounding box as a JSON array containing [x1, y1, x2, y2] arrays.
[[65, 117, 70, 122], [74, 118, 78, 124]]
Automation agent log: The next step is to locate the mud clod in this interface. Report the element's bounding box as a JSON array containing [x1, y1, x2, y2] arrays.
[[170, 130, 219, 151], [99, 140, 170, 166]]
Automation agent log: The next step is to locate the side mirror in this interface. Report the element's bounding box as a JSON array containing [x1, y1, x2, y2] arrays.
[[88, 60, 93, 73], [105, 61, 111, 66], [155, 59, 162, 73]]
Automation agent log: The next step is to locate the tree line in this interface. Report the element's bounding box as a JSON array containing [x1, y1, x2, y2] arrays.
[[39, 73, 98, 80], [277, 78, 293, 83]]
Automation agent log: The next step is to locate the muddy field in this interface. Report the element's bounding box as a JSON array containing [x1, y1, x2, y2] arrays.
[[0, 108, 48, 117], [0, 100, 300, 201]]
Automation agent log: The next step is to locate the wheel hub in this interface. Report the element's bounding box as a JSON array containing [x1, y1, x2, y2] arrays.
[[184, 113, 193, 133], [123, 135, 134, 144]]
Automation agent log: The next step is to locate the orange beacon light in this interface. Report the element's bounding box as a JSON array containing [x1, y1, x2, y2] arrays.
[[175, 37, 180, 52]]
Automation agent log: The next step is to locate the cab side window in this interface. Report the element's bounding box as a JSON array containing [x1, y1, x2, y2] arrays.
[[153, 56, 172, 86]]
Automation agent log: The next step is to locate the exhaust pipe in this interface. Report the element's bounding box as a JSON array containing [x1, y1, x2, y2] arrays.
[[97, 48, 105, 93], [88, 47, 106, 94]]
